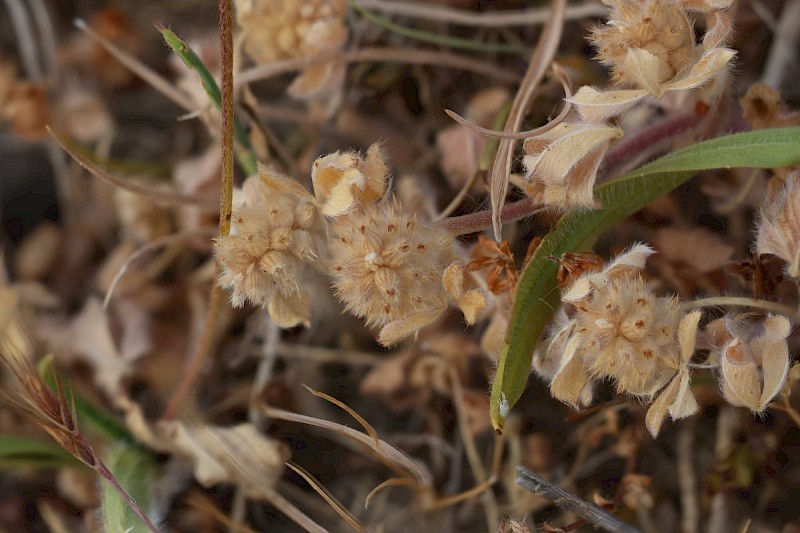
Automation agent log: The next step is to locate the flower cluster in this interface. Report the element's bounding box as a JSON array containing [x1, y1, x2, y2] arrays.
[[214, 143, 484, 344], [235, 0, 347, 98], [570, 0, 736, 123], [214, 170, 325, 328]]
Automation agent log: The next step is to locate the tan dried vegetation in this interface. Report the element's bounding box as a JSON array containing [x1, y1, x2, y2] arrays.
[[0, 0, 799, 532]]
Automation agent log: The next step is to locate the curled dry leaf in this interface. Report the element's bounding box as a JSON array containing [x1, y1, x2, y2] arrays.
[[523, 121, 623, 208]]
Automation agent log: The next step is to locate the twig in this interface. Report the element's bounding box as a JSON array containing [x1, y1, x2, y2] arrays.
[[681, 296, 800, 322], [515, 466, 641, 533], [759, 0, 800, 90], [236, 47, 521, 89], [489, 0, 566, 239], [357, 0, 607, 27]]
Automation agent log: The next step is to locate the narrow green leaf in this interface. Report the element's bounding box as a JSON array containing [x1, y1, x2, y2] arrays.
[[491, 127, 800, 431], [101, 443, 160, 533], [0, 435, 82, 469], [156, 23, 258, 175]]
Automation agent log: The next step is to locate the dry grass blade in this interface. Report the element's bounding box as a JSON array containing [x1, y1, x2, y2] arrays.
[[73, 18, 195, 112], [364, 477, 419, 509], [285, 462, 365, 532], [444, 64, 572, 141], [302, 384, 380, 450], [49, 128, 215, 208], [490, 0, 566, 240], [261, 404, 432, 487], [184, 491, 259, 533], [235, 47, 520, 89]]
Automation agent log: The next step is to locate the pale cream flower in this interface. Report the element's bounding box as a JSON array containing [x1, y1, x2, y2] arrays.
[[523, 121, 623, 208], [713, 314, 791, 413], [329, 200, 483, 345], [570, 0, 736, 122], [311, 143, 389, 217], [548, 245, 683, 406], [756, 171, 800, 277], [235, 0, 347, 99], [214, 170, 325, 328]]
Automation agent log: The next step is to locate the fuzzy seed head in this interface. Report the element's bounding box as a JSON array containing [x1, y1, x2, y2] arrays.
[[572, 276, 681, 397], [214, 173, 325, 328], [329, 200, 455, 328], [592, 1, 695, 88], [235, 0, 347, 98]]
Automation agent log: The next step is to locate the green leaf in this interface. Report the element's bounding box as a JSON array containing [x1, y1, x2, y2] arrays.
[[156, 23, 258, 175], [490, 127, 800, 431], [101, 443, 160, 533], [0, 435, 82, 469]]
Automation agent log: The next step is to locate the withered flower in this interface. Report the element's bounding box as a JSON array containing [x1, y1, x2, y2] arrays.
[[214, 169, 326, 327], [523, 121, 623, 208], [756, 171, 800, 277], [712, 314, 791, 413], [311, 143, 389, 217], [570, 0, 736, 122], [329, 200, 483, 345]]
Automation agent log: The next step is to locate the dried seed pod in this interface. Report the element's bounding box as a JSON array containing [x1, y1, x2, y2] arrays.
[[756, 171, 800, 277], [311, 143, 389, 217]]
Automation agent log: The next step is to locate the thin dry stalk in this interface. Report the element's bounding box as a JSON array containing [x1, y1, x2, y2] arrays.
[[73, 18, 195, 112], [681, 297, 800, 322], [356, 0, 606, 27], [286, 462, 366, 532], [516, 466, 639, 533], [235, 47, 520, 89], [489, 0, 566, 240], [163, 0, 235, 420], [49, 128, 215, 208]]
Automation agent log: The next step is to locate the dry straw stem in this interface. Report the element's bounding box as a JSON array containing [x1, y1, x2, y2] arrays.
[[681, 296, 800, 323], [516, 466, 640, 533], [285, 462, 365, 532], [49, 128, 216, 209], [357, 0, 606, 27], [235, 47, 520, 89], [163, 0, 235, 420], [73, 18, 195, 112], [489, 0, 566, 240]]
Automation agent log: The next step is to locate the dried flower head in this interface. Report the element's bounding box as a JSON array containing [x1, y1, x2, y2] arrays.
[[570, 0, 736, 122], [711, 314, 791, 413], [311, 143, 389, 216], [235, 0, 347, 99], [329, 200, 482, 345], [214, 170, 325, 327], [545, 245, 684, 406], [523, 121, 623, 208], [756, 171, 800, 277]]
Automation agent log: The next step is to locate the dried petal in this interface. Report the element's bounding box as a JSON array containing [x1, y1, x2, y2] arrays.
[[569, 86, 649, 123], [663, 47, 736, 93], [311, 144, 389, 217], [523, 122, 623, 208], [378, 309, 444, 346]]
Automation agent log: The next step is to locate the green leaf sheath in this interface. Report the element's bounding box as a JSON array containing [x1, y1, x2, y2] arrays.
[[101, 443, 160, 533], [490, 127, 800, 431], [157, 25, 258, 175]]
